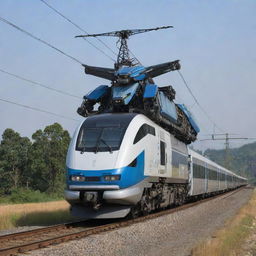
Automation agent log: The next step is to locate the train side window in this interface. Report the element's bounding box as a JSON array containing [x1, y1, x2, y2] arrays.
[[133, 124, 156, 144], [193, 164, 205, 179], [148, 125, 156, 136], [134, 124, 147, 144], [160, 141, 166, 165]]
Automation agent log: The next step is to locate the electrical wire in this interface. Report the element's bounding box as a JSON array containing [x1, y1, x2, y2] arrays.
[[39, 0, 116, 62], [0, 12, 224, 133], [0, 97, 79, 122], [129, 49, 142, 66], [0, 16, 83, 65], [177, 70, 225, 133], [0, 68, 81, 99]]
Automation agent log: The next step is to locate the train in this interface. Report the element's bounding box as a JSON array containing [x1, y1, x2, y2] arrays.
[[64, 113, 247, 219]]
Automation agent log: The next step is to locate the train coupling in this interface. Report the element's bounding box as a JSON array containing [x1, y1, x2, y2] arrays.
[[82, 191, 102, 210]]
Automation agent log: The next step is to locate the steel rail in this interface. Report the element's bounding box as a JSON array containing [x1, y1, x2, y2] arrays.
[[0, 187, 248, 256], [0, 220, 86, 241]]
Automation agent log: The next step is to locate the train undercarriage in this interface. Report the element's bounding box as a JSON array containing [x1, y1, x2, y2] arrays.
[[129, 183, 188, 218], [67, 182, 189, 219]]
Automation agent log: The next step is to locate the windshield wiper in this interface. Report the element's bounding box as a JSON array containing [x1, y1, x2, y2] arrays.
[[94, 128, 113, 154], [80, 144, 87, 154], [94, 129, 103, 153], [100, 138, 113, 153], [94, 138, 112, 153], [80, 147, 85, 154]]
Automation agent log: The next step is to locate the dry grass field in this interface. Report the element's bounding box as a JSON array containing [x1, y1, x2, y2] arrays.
[[192, 188, 256, 256], [0, 200, 74, 230]]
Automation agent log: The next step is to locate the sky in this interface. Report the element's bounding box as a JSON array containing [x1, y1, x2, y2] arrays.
[[0, 0, 256, 151]]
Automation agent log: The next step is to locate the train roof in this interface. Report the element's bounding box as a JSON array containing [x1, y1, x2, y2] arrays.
[[80, 113, 165, 131], [81, 113, 137, 126]]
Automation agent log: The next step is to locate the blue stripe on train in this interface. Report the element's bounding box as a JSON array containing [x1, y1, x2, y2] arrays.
[[67, 151, 145, 189]]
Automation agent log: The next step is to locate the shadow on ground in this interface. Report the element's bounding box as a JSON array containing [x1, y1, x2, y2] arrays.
[[15, 209, 76, 227]]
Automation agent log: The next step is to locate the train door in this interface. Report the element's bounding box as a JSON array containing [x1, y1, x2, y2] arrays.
[[158, 131, 167, 175], [217, 169, 220, 190], [146, 133, 156, 175], [205, 163, 208, 193], [188, 155, 193, 195]]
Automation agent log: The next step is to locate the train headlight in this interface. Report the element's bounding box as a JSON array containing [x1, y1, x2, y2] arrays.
[[70, 175, 85, 182], [104, 175, 121, 181]]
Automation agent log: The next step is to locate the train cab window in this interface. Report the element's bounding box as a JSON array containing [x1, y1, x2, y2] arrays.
[[133, 124, 155, 144], [77, 127, 125, 152], [76, 114, 136, 152], [160, 141, 166, 165]]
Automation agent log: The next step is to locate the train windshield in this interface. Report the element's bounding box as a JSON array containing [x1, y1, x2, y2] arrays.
[[76, 114, 136, 153], [76, 127, 125, 152]]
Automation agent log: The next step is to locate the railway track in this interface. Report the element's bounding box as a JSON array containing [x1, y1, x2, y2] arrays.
[[0, 187, 248, 256]]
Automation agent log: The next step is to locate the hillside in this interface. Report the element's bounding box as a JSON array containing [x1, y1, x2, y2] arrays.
[[204, 142, 256, 185]]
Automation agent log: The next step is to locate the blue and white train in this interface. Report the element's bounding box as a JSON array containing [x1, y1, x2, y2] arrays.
[[65, 113, 247, 219]]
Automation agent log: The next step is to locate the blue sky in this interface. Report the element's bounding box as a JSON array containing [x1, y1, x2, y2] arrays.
[[0, 0, 256, 150]]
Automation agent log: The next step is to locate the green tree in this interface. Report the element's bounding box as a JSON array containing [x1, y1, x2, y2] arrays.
[[0, 129, 31, 194], [28, 123, 70, 195]]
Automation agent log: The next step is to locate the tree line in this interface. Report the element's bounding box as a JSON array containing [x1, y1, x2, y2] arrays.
[[0, 123, 70, 198]]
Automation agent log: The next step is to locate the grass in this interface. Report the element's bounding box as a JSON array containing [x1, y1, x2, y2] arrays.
[[0, 188, 63, 205], [192, 188, 256, 256], [0, 200, 75, 230]]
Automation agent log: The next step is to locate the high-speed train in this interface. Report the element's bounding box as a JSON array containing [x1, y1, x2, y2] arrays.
[[65, 113, 247, 219]]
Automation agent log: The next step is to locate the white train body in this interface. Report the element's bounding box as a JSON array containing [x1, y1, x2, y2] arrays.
[[65, 113, 247, 218], [189, 150, 246, 195]]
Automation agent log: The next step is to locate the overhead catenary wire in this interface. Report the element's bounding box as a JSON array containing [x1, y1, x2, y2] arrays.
[[177, 70, 225, 133], [0, 16, 83, 65], [199, 137, 256, 142], [0, 13, 225, 135], [128, 49, 142, 66], [0, 97, 79, 122], [39, 0, 116, 62], [0, 68, 81, 99]]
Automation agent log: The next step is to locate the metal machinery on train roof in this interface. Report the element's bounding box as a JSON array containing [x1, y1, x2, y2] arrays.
[[75, 26, 200, 144]]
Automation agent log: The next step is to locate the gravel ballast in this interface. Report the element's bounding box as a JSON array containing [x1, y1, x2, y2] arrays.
[[17, 188, 253, 256]]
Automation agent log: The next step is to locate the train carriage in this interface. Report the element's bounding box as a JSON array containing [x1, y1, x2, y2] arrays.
[[65, 113, 247, 219], [189, 150, 247, 196]]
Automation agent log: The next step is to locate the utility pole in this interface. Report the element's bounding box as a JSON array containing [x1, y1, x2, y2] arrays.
[[201, 133, 253, 169], [224, 133, 230, 169]]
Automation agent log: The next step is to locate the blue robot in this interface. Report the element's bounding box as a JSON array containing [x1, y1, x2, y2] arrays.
[[75, 26, 199, 144]]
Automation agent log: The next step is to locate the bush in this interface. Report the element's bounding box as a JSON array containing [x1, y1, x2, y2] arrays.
[[5, 188, 63, 203]]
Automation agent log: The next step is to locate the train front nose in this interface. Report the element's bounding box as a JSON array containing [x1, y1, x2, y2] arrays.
[[64, 113, 142, 218], [65, 151, 145, 207]]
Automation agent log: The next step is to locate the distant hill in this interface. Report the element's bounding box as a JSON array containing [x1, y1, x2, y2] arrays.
[[203, 142, 256, 185]]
